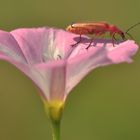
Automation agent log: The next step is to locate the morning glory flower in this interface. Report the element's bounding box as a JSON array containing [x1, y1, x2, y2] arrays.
[[0, 27, 138, 140]]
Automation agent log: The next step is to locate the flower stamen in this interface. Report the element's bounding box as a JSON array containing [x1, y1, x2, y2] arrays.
[[57, 54, 62, 60]]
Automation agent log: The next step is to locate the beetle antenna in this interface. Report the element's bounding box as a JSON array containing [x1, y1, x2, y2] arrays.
[[125, 22, 140, 33], [125, 32, 134, 39]]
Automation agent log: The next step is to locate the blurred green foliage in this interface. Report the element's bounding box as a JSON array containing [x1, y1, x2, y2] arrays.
[[0, 0, 140, 140]]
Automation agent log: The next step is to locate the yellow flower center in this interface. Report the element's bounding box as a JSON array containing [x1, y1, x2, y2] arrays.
[[44, 100, 64, 122]]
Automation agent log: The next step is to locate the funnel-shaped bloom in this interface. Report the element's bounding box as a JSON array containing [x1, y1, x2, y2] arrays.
[[0, 27, 138, 140], [0, 27, 138, 105]]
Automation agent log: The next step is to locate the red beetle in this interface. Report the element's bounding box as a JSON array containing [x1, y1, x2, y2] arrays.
[[66, 21, 139, 49]]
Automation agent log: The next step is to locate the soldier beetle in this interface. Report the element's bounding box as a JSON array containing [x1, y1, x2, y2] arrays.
[[66, 22, 140, 49]]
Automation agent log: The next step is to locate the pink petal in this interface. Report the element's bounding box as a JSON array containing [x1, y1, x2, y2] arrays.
[[107, 40, 138, 63], [11, 28, 78, 64], [11, 28, 48, 64], [0, 30, 27, 63], [33, 60, 67, 101], [66, 40, 138, 94]]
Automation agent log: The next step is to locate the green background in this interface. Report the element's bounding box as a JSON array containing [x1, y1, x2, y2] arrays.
[[0, 0, 140, 140]]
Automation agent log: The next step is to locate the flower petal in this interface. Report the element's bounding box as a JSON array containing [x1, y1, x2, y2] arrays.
[[11, 28, 78, 64], [107, 40, 138, 63], [32, 60, 67, 101], [11, 28, 49, 64], [0, 30, 27, 63], [66, 40, 138, 94]]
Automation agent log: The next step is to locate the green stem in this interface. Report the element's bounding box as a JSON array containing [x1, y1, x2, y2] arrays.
[[51, 120, 61, 140], [44, 100, 64, 140]]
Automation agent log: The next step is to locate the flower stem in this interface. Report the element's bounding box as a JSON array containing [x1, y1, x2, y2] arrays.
[[44, 100, 64, 140], [51, 120, 61, 140]]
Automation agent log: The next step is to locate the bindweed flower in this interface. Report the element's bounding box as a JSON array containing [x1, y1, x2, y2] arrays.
[[0, 27, 138, 140]]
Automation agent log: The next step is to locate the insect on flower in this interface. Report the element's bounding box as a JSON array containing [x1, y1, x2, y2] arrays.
[[66, 21, 140, 49], [0, 27, 138, 140]]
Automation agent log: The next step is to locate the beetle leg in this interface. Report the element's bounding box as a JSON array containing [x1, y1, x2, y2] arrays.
[[71, 34, 82, 47], [112, 33, 117, 47], [86, 37, 95, 49]]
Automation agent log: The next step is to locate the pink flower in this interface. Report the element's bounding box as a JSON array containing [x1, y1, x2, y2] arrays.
[[0, 27, 138, 107]]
